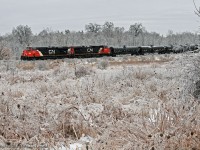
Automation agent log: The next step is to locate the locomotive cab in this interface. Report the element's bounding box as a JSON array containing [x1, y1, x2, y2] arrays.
[[95, 45, 111, 55], [21, 47, 43, 60]]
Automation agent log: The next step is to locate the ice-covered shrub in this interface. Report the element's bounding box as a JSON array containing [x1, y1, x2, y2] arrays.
[[75, 65, 91, 78], [49, 59, 63, 69], [0, 53, 199, 149], [193, 80, 200, 99], [0, 41, 11, 60], [0, 47, 11, 60], [97, 60, 109, 70], [16, 61, 35, 70], [37, 61, 49, 70], [133, 69, 148, 80]]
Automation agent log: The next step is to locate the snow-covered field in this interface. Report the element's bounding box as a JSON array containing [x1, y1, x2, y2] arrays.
[[0, 53, 200, 149]]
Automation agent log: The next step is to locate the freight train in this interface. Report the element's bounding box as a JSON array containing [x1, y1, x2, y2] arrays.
[[20, 45, 198, 60]]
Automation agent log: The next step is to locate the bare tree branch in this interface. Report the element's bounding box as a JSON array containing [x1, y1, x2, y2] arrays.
[[193, 0, 200, 17]]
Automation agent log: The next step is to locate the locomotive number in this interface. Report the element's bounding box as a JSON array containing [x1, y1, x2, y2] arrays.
[[49, 50, 56, 55], [87, 48, 93, 53]]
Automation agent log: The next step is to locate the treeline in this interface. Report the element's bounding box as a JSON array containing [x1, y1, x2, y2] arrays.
[[0, 22, 199, 59]]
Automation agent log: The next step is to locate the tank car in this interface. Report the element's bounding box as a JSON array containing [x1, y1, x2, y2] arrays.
[[111, 46, 143, 55]]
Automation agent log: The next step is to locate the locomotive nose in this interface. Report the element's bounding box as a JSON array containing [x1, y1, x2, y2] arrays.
[[22, 50, 28, 56]]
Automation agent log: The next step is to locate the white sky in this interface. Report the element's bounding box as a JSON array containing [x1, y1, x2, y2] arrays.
[[0, 0, 200, 35]]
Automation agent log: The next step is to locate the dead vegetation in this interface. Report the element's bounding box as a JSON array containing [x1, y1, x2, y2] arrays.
[[0, 53, 200, 149], [16, 62, 35, 70], [109, 54, 174, 66], [0, 41, 11, 60]]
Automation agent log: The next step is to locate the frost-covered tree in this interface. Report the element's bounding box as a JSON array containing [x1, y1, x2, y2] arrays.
[[102, 22, 114, 37], [0, 22, 199, 59], [129, 23, 144, 46], [37, 28, 54, 46], [166, 30, 175, 45], [114, 27, 124, 46], [193, 0, 200, 17], [64, 30, 70, 45], [12, 25, 33, 46], [85, 23, 101, 33], [102, 22, 114, 44]]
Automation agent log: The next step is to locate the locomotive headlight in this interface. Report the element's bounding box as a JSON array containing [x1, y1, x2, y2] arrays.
[[68, 48, 71, 54]]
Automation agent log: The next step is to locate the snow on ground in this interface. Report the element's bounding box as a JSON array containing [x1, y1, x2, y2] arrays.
[[0, 53, 200, 149]]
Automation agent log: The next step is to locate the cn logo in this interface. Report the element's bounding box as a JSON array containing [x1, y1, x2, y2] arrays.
[[49, 50, 55, 54], [87, 48, 93, 53]]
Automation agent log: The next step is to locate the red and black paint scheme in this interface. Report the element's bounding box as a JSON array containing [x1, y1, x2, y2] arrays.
[[21, 46, 70, 60], [68, 45, 111, 57], [21, 45, 112, 60]]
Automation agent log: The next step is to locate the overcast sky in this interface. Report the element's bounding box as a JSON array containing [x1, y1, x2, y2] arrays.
[[0, 0, 200, 35]]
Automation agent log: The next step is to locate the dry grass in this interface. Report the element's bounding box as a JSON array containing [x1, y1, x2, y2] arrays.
[[97, 60, 109, 70], [109, 55, 174, 66], [110, 60, 169, 66], [0, 53, 199, 149], [16, 62, 35, 70], [133, 69, 148, 80], [16, 60, 59, 71]]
